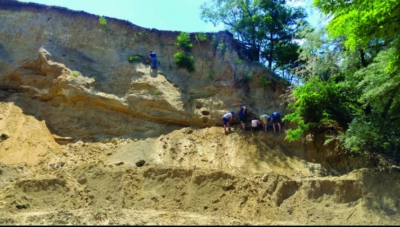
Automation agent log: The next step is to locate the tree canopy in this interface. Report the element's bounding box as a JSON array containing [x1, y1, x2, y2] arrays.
[[284, 0, 400, 161], [314, 0, 400, 51], [200, 0, 308, 77]]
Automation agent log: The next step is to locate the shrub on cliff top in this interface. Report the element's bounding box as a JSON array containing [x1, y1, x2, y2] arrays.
[[175, 31, 193, 51]]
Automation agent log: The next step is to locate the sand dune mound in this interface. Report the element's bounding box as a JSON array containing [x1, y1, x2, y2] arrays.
[[0, 99, 399, 225]]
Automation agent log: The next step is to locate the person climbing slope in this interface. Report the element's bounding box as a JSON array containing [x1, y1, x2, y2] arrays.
[[238, 104, 247, 130], [222, 111, 234, 134], [271, 111, 282, 133], [259, 114, 270, 131], [251, 117, 262, 131]]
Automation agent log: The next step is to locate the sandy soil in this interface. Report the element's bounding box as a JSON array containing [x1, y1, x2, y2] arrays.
[[0, 92, 400, 225], [0, 2, 399, 225]]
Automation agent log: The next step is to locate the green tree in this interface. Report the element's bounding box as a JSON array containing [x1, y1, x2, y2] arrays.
[[201, 0, 262, 61], [293, 27, 343, 82], [285, 0, 400, 158], [274, 41, 301, 84], [314, 0, 400, 52], [314, 0, 400, 157], [259, 0, 307, 71], [284, 76, 356, 141], [342, 47, 400, 155], [200, 0, 308, 74]]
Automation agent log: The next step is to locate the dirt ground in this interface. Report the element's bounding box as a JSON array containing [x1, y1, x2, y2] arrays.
[[0, 92, 400, 225]]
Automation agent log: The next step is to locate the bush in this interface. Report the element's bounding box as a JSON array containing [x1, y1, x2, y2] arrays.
[[259, 75, 271, 88], [283, 77, 349, 142], [211, 35, 218, 50], [128, 55, 141, 63], [99, 16, 107, 26], [71, 71, 79, 77], [175, 32, 193, 51], [217, 42, 226, 55], [208, 71, 214, 79], [99, 16, 110, 33], [173, 51, 195, 72], [240, 72, 253, 84], [195, 33, 207, 43]]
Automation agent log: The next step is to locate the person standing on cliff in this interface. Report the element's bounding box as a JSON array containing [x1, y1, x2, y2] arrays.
[[238, 104, 247, 130], [222, 111, 234, 134], [149, 50, 157, 69]]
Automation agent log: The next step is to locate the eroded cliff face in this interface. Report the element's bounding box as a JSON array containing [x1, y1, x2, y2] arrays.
[[0, 0, 288, 140], [0, 1, 400, 225]]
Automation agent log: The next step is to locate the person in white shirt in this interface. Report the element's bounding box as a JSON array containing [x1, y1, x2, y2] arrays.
[[251, 117, 262, 131], [222, 111, 234, 133]]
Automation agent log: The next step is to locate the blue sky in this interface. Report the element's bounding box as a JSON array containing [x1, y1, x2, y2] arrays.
[[18, 0, 320, 32], [18, 0, 225, 32]]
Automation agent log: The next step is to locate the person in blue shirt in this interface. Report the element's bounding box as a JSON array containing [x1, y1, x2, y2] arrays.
[[271, 111, 282, 133], [238, 104, 247, 130], [149, 50, 157, 69]]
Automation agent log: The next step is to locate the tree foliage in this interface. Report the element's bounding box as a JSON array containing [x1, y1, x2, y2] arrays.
[[174, 32, 195, 72], [293, 27, 342, 82], [286, 0, 400, 160], [201, 0, 262, 61], [314, 0, 400, 51], [342, 47, 400, 154], [174, 51, 195, 72], [99, 16, 107, 26], [284, 76, 355, 141], [200, 0, 308, 76], [175, 31, 193, 51], [258, 0, 307, 71]]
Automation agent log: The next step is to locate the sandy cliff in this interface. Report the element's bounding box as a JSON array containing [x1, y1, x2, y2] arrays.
[[0, 1, 399, 225]]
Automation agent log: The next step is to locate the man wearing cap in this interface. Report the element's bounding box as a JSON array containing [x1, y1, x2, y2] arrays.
[[149, 50, 157, 69], [222, 111, 234, 133]]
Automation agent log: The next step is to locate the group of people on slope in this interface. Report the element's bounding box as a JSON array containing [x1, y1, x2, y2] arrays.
[[148, 51, 282, 134], [222, 104, 282, 134]]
